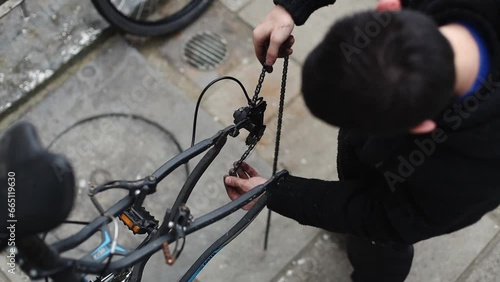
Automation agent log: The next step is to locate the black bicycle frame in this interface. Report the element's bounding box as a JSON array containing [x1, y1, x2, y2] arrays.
[[21, 122, 288, 282]]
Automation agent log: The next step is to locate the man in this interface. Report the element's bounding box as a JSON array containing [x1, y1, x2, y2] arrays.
[[224, 0, 500, 281]]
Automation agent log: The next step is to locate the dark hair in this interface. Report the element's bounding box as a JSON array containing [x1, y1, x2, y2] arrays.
[[301, 10, 455, 134]]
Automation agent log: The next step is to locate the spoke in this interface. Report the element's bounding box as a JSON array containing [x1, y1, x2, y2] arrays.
[[135, 1, 145, 20], [117, 0, 127, 11]]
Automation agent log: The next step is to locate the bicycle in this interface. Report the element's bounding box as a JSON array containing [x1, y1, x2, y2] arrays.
[[0, 0, 213, 36], [91, 0, 214, 36], [0, 58, 290, 282]]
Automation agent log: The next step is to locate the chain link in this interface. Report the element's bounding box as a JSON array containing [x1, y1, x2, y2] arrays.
[[230, 142, 256, 176], [252, 67, 267, 104], [272, 56, 288, 175]]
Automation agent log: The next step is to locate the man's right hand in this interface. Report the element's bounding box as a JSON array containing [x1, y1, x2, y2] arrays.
[[224, 162, 267, 210], [253, 5, 295, 73]]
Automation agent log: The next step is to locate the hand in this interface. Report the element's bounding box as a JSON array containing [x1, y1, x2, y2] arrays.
[[224, 162, 267, 210], [376, 0, 401, 11], [253, 5, 295, 73]]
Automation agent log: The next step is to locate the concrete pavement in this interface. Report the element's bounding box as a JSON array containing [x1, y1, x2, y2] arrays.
[[1, 0, 499, 281]]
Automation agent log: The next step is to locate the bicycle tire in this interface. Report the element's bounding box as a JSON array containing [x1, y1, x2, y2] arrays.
[[91, 0, 214, 37]]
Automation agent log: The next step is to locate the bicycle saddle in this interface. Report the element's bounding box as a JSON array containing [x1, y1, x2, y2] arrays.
[[0, 122, 75, 240]]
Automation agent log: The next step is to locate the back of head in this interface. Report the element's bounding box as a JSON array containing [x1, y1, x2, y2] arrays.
[[302, 10, 455, 134]]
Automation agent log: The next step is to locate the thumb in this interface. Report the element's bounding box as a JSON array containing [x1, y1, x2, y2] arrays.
[[224, 176, 247, 189], [265, 39, 281, 67]]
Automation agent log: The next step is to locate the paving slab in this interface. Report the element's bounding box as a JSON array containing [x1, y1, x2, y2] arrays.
[[200, 58, 302, 127], [257, 95, 339, 181], [267, 214, 500, 282], [198, 208, 318, 282], [457, 230, 500, 282], [0, 250, 30, 282], [487, 206, 500, 226], [270, 232, 352, 282], [237, 0, 273, 32], [218, 0, 252, 12], [157, 1, 256, 91], [0, 0, 107, 115], [3, 0, 499, 281], [407, 215, 499, 282], [12, 37, 317, 282], [239, 0, 377, 64]]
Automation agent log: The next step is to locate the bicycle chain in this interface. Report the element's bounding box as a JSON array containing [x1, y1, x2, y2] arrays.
[[231, 58, 288, 176], [252, 68, 267, 104], [264, 56, 289, 250], [273, 57, 288, 175], [231, 142, 257, 176]]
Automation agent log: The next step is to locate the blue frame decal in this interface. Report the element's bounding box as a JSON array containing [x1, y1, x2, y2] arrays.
[[89, 229, 128, 262]]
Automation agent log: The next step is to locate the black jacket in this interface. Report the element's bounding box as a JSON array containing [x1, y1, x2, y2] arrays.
[[267, 0, 500, 245]]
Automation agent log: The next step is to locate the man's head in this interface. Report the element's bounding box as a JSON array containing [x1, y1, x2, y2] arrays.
[[302, 10, 455, 134]]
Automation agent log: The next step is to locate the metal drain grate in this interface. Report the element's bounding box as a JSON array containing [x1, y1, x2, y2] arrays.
[[182, 31, 228, 71]]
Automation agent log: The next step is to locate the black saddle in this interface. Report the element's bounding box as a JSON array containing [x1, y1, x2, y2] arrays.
[[0, 122, 75, 241]]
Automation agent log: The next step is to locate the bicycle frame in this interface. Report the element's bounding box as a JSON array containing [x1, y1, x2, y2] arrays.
[[17, 119, 288, 282]]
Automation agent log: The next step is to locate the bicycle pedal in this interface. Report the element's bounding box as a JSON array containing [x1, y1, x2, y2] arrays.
[[119, 207, 158, 235]]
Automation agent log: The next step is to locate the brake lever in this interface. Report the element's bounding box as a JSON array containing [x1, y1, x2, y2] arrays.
[[161, 205, 191, 265]]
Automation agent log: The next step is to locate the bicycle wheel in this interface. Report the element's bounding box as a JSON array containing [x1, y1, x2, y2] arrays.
[[91, 0, 213, 37]]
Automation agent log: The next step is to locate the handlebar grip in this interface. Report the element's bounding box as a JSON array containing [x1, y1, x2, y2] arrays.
[[17, 235, 81, 282]]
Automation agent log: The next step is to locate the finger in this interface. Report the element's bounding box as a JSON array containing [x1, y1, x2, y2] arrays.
[[266, 31, 290, 67], [265, 41, 279, 68], [240, 162, 260, 177], [225, 185, 242, 201], [264, 64, 273, 73], [224, 176, 248, 192], [228, 168, 238, 177], [253, 26, 271, 67], [224, 175, 243, 199], [242, 203, 253, 211], [259, 41, 274, 73], [277, 36, 294, 58], [229, 163, 237, 177], [283, 35, 295, 49], [278, 47, 293, 58], [236, 166, 250, 179]]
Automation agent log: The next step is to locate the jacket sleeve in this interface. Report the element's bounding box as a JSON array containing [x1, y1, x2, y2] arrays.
[[267, 151, 500, 245], [273, 0, 336, 25]]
